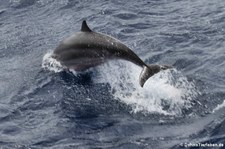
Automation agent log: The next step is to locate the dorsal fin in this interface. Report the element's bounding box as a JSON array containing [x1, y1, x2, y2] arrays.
[[81, 20, 92, 32]]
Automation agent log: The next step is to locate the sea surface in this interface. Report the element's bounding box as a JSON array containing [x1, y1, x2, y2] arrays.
[[1, 0, 225, 148]]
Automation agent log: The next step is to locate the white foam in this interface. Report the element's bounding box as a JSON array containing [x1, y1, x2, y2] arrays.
[[213, 100, 225, 112], [42, 52, 64, 72], [95, 61, 199, 115]]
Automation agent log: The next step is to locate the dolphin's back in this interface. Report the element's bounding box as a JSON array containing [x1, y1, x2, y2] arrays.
[[54, 31, 146, 67]]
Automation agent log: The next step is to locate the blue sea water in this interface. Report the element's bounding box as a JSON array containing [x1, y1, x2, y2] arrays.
[[1, 0, 225, 148]]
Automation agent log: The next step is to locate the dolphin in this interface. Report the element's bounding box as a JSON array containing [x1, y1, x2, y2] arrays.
[[52, 20, 172, 87]]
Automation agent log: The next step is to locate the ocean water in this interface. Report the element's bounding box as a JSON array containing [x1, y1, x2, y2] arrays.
[[1, 0, 225, 148]]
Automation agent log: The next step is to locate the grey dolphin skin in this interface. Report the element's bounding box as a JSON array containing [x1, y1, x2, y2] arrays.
[[53, 20, 172, 87]]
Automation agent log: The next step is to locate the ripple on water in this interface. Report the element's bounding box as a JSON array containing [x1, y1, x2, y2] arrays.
[[113, 12, 138, 20]]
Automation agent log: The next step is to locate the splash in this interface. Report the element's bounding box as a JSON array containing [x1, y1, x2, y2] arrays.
[[42, 52, 64, 72], [42, 52, 199, 116], [96, 61, 199, 116]]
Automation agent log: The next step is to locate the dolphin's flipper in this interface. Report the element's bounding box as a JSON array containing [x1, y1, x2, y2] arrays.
[[139, 64, 172, 87], [81, 20, 92, 32]]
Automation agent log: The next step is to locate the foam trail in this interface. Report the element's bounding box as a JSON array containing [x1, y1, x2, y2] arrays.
[[42, 52, 64, 72], [96, 61, 199, 115]]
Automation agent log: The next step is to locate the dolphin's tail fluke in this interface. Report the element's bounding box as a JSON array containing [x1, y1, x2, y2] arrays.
[[139, 64, 172, 87]]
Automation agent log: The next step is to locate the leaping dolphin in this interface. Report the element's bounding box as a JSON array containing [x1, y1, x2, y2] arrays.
[[52, 20, 172, 87]]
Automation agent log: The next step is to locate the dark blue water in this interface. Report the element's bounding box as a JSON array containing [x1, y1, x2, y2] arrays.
[[1, 0, 225, 148]]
